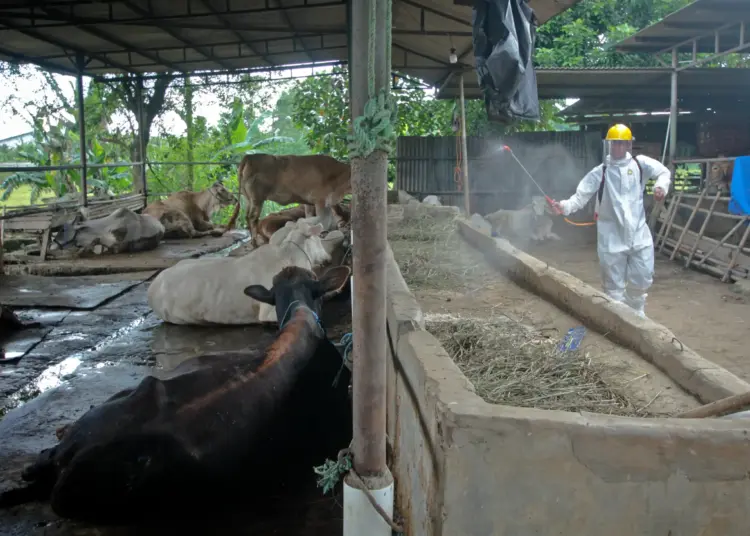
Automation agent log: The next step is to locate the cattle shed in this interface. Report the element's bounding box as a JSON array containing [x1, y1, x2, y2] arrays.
[[0, 1, 583, 535]]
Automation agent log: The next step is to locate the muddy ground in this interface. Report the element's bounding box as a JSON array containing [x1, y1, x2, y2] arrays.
[[0, 244, 351, 535], [388, 207, 701, 416], [526, 222, 750, 384]]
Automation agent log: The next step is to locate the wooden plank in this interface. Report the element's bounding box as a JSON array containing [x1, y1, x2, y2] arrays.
[[2, 219, 53, 231]]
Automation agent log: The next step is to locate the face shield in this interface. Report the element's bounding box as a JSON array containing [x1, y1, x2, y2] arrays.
[[603, 139, 632, 164]]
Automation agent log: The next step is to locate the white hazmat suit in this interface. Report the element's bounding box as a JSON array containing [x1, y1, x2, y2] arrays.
[[559, 152, 671, 317]]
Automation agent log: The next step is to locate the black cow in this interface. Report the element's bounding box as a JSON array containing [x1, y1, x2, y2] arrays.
[[0, 265, 352, 525]]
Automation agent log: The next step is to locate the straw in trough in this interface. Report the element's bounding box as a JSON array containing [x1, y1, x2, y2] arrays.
[[426, 314, 638, 415], [388, 211, 493, 291]]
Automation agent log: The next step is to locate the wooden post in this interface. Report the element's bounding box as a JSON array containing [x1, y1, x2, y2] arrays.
[[459, 72, 471, 215], [75, 53, 88, 208], [0, 206, 4, 275], [722, 219, 750, 282], [696, 218, 745, 267], [669, 186, 706, 261], [658, 190, 683, 253], [350, 0, 388, 479], [684, 190, 722, 267], [135, 76, 148, 202]]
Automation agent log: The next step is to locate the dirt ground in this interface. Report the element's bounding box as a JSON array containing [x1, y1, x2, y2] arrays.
[[525, 221, 750, 384], [388, 207, 701, 416]]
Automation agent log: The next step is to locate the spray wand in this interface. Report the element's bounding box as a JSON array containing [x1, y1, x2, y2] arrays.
[[501, 145, 595, 227]]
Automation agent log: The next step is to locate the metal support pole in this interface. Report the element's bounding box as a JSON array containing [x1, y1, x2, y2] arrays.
[[75, 53, 88, 208], [651, 48, 679, 232], [350, 0, 388, 480], [135, 76, 148, 198], [185, 76, 195, 190], [669, 48, 678, 169], [459, 72, 471, 215]]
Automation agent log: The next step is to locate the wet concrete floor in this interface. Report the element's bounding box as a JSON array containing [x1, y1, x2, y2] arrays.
[[0, 263, 351, 535]]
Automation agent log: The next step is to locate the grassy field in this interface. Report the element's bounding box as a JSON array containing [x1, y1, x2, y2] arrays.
[[0, 183, 33, 209]]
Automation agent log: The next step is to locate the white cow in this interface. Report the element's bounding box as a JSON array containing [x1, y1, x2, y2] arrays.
[[148, 221, 344, 325], [53, 207, 165, 255], [484, 196, 560, 242]]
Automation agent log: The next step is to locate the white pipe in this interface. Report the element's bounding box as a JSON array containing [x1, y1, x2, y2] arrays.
[[343, 475, 394, 536]]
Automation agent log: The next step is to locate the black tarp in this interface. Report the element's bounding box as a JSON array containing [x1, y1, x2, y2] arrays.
[[472, 0, 540, 123]]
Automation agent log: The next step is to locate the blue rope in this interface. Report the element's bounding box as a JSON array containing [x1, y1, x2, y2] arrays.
[[340, 332, 353, 364], [332, 332, 353, 388]]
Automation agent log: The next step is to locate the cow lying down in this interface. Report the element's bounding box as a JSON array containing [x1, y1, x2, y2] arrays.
[[0, 265, 353, 525], [484, 196, 560, 242], [148, 220, 346, 325], [53, 207, 165, 255], [257, 203, 351, 246], [143, 181, 236, 239]]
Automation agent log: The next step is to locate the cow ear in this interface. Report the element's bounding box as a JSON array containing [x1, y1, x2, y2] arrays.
[[314, 266, 351, 299], [244, 284, 275, 305]]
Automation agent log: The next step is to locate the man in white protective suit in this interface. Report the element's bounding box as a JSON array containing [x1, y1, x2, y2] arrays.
[[550, 124, 671, 319]]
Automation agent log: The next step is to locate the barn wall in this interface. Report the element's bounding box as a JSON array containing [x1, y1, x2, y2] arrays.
[[396, 132, 601, 215], [385, 208, 750, 536]]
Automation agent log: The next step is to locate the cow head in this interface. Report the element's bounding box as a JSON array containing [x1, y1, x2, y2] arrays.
[[707, 158, 733, 190], [243, 265, 351, 328], [282, 221, 333, 267], [209, 181, 236, 206]]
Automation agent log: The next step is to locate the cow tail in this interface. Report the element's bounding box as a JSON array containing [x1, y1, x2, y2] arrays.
[[226, 158, 246, 230]]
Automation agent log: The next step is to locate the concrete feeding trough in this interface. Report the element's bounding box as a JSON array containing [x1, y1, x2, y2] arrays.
[[384, 215, 750, 536]]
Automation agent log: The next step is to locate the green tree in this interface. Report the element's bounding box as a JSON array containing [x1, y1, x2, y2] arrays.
[[535, 0, 695, 68]]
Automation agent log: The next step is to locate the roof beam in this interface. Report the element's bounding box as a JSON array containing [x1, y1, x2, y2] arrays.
[[0, 1, 348, 30], [0, 43, 79, 76], [41, 5, 185, 72], [398, 0, 471, 27], [272, 0, 316, 62], [196, 0, 275, 66], [392, 42, 459, 67], [106, 44, 348, 70], [122, 0, 235, 70], [0, 18, 135, 73]]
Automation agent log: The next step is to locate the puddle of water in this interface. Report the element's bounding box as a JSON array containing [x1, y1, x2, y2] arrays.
[[1, 314, 150, 417]]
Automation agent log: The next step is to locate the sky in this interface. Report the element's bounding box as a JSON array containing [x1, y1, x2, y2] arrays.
[[0, 63, 336, 140]]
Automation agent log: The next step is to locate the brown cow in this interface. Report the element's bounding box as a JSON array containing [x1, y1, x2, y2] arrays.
[[707, 156, 735, 191], [144, 181, 236, 239], [226, 154, 351, 246], [256, 206, 308, 245]]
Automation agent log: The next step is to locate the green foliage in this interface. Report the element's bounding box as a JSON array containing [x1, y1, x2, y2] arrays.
[[535, 0, 694, 68]]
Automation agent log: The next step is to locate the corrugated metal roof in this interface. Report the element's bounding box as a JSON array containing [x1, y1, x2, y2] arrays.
[[615, 0, 750, 54], [0, 0, 580, 92], [438, 66, 750, 100]]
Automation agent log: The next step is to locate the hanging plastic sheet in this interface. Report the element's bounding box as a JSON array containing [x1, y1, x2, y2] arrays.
[[728, 156, 750, 218], [472, 0, 540, 124]]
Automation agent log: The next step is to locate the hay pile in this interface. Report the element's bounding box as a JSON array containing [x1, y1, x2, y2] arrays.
[[388, 210, 493, 291], [427, 314, 637, 415]]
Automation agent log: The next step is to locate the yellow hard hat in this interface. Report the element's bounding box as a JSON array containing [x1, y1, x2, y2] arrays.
[[605, 124, 633, 141]]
